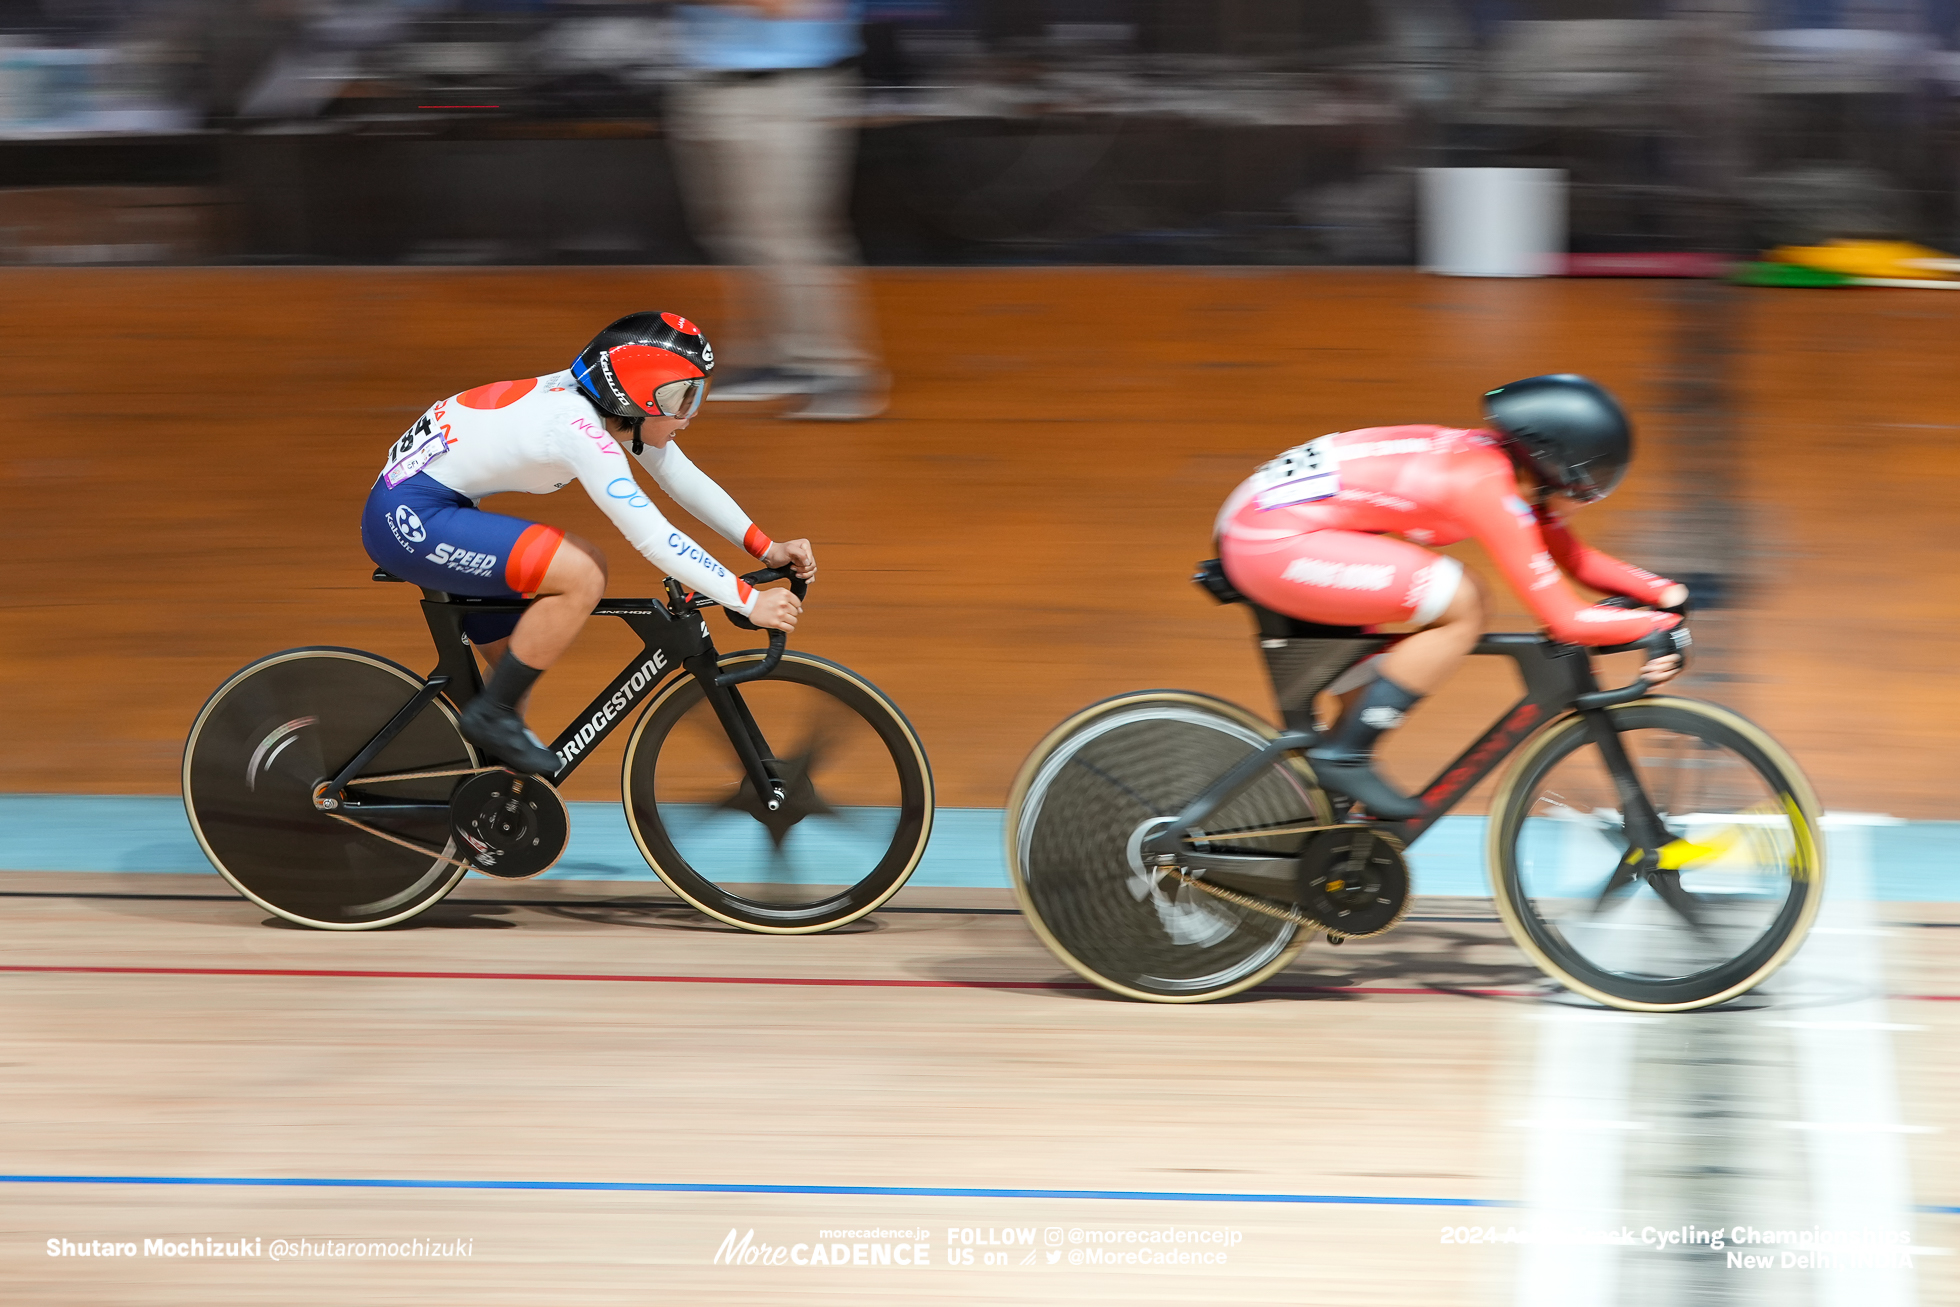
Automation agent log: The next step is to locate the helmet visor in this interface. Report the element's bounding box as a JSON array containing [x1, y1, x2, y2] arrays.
[[651, 377, 706, 418]]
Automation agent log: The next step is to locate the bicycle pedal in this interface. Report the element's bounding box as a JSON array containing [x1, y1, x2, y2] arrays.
[[449, 770, 569, 879]]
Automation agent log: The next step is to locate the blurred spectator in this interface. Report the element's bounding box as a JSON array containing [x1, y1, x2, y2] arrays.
[[668, 0, 887, 421]]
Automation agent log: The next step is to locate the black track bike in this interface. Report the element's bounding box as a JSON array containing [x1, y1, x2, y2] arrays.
[[1005, 561, 1823, 1012], [184, 568, 933, 932]]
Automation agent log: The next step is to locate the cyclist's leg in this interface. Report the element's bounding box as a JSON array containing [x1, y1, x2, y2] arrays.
[[1324, 568, 1485, 711], [462, 536, 612, 773], [470, 536, 605, 722], [1219, 523, 1466, 817], [497, 535, 607, 668], [1377, 570, 1483, 691], [361, 473, 574, 773]]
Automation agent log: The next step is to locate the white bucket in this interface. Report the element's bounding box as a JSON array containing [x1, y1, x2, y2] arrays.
[[1419, 167, 1567, 277]]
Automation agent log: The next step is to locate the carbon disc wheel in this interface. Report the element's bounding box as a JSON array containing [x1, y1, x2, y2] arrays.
[[182, 647, 477, 929], [1006, 690, 1334, 1002]]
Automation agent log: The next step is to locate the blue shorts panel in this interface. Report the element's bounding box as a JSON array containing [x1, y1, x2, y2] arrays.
[[361, 473, 542, 644]]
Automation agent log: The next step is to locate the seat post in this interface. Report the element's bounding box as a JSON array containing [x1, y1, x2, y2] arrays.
[[418, 593, 484, 707], [1249, 606, 1389, 735]]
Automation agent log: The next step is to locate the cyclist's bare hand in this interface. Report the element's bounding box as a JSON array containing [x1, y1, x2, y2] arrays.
[[763, 538, 817, 581], [749, 587, 803, 633], [1641, 653, 1683, 686], [1658, 583, 1690, 609]]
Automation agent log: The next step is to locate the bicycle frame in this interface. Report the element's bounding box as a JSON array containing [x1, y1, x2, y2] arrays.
[[319, 583, 785, 816], [1138, 632, 1672, 875]]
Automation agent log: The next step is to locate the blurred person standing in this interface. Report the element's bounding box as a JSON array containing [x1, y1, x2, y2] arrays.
[[668, 0, 886, 421]]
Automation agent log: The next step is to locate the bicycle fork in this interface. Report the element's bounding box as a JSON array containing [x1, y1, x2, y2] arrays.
[[683, 651, 787, 812], [1581, 707, 1708, 927]]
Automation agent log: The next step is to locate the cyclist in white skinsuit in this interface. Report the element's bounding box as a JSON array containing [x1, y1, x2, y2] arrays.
[[361, 311, 813, 774]]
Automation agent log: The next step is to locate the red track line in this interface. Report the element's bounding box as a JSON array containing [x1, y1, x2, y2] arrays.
[[0, 963, 1544, 997]]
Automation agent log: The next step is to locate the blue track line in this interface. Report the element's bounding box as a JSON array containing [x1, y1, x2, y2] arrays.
[[6, 795, 1959, 898], [0, 1173, 1514, 1207]]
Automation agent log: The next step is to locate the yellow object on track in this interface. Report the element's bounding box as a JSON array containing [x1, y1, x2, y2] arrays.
[[1767, 239, 1960, 281]]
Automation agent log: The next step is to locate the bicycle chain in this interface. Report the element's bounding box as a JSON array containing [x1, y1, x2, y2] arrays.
[[1164, 865, 1338, 936], [320, 766, 538, 873], [323, 812, 476, 873], [1163, 819, 1410, 943], [344, 765, 503, 786]]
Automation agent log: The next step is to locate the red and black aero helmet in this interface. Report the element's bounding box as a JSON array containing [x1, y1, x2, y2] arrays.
[[1483, 373, 1633, 504], [572, 311, 715, 423]]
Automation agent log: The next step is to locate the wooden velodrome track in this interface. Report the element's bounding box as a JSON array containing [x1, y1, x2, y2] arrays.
[[1, 268, 1957, 1304]]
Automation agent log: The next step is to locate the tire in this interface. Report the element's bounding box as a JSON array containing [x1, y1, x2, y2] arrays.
[[182, 647, 478, 930], [620, 650, 933, 933], [1488, 696, 1825, 1012], [1005, 691, 1334, 1003]]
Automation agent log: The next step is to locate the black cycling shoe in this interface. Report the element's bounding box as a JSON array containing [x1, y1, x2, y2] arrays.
[[1304, 750, 1424, 820], [459, 697, 561, 776]]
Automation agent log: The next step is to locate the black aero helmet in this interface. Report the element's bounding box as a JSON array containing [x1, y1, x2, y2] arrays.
[[1483, 373, 1632, 504], [571, 311, 715, 423]]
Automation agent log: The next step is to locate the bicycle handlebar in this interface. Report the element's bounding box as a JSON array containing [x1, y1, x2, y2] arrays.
[[714, 566, 810, 688], [1573, 627, 1683, 711]]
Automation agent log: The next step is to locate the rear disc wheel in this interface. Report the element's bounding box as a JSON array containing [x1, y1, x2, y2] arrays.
[[182, 647, 476, 929], [1006, 691, 1333, 1002]]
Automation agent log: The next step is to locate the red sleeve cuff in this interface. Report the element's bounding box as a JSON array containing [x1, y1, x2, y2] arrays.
[[742, 524, 773, 559]]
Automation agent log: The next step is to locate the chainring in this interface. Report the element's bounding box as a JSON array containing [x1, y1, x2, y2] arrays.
[[1296, 826, 1410, 939], [449, 769, 569, 880]]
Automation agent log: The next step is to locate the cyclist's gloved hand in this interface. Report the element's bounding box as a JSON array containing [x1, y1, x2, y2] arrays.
[[1639, 623, 1690, 687]]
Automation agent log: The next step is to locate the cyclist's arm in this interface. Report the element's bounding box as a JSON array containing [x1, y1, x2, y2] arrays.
[[561, 425, 756, 613], [1536, 509, 1676, 605], [635, 441, 774, 560], [1461, 479, 1677, 646]]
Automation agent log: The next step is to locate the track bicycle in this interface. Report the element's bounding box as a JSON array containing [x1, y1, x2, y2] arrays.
[[183, 567, 933, 932], [1005, 560, 1823, 1012]]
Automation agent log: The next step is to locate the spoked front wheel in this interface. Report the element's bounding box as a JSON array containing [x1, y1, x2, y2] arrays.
[[182, 647, 477, 929], [620, 650, 934, 933], [1006, 691, 1334, 1002], [1489, 697, 1824, 1011]]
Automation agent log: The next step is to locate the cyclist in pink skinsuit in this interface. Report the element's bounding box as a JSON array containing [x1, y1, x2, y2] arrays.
[[1217, 374, 1689, 818]]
